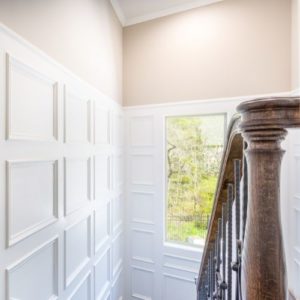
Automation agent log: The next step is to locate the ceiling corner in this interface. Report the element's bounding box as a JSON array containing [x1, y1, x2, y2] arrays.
[[110, 0, 126, 27]]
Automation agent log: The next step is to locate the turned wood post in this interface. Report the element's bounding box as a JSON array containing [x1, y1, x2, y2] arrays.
[[237, 97, 300, 300]]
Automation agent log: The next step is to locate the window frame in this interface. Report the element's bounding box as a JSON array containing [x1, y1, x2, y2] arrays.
[[163, 112, 227, 248]]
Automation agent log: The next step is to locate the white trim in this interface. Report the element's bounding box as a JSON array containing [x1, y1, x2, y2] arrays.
[[111, 0, 223, 27], [110, 0, 126, 26], [291, 88, 300, 96], [123, 91, 292, 110], [163, 263, 198, 274]]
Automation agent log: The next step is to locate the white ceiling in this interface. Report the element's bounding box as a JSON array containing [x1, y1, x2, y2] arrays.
[[110, 0, 223, 26]]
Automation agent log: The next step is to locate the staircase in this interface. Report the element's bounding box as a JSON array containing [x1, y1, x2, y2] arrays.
[[196, 97, 300, 300]]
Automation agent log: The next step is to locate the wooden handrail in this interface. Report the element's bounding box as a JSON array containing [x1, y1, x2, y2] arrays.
[[197, 97, 300, 300]]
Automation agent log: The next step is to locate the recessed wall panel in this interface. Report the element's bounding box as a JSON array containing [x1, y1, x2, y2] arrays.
[[94, 103, 110, 144], [7, 237, 58, 300], [94, 203, 110, 253], [94, 155, 110, 200], [7, 160, 58, 246], [132, 230, 154, 263], [130, 116, 154, 147], [131, 192, 154, 224], [114, 155, 123, 190], [68, 272, 91, 300], [112, 270, 123, 300], [132, 267, 154, 300], [64, 88, 90, 143], [6, 54, 58, 141], [64, 157, 91, 216], [113, 113, 123, 147], [163, 275, 196, 300], [64, 216, 92, 288], [94, 248, 111, 300], [131, 155, 154, 185], [113, 195, 123, 232], [112, 233, 123, 276]]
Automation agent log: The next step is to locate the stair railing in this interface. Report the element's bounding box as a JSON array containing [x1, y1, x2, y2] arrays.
[[196, 97, 300, 300]]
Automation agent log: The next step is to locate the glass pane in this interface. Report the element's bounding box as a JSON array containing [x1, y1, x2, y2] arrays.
[[165, 114, 225, 247]]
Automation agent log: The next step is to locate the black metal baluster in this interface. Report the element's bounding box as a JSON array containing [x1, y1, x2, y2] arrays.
[[242, 146, 248, 241], [221, 203, 227, 299], [227, 184, 233, 300], [215, 218, 222, 299], [210, 251, 214, 298], [213, 241, 217, 297], [233, 160, 241, 300], [217, 218, 222, 272]]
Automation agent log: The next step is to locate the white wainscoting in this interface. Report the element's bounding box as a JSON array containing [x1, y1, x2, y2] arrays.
[[124, 99, 242, 300], [0, 24, 124, 300]]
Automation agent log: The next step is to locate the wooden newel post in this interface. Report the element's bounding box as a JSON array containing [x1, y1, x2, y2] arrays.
[[241, 128, 287, 299], [237, 97, 300, 300]]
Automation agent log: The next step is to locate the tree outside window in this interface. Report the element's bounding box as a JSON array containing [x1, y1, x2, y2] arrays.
[[166, 114, 225, 247]]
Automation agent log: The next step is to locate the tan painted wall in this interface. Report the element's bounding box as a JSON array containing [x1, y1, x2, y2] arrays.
[[292, 0, 300, 91], [0, 0, 123, 104], [124, 0, 292, 106]]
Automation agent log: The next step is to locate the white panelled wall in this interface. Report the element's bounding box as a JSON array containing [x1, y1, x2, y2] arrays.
[[0, 25, 124, 300], [0, 23, 300, 300], [125, 99, 244, 300]]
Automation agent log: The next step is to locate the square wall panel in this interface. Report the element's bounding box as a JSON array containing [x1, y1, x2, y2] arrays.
[[64, 216, 92, 288], [132, 229, 154, 264], [131, 155, 154, 185], [94, 248, 111, 300], [114, 155, 123, 190], [7, 160, 58, 247], [132, 267, 154, 300], [163, 275, 196, 300], [131, 192, 154, 224], [113, 112, 123, 147], [130, 116, 154, 147], [64, 87, 91, 143], [94, 155, 111, 200], [6, 54, 58, 141], [64, 157, 91, 216], [7, 237, 58, 300], [68, 272, 91, 300], [112, 270, 123, 300], [94, 103, 110, 144], [113, 195, 123, 233], [112, 233, 123, 277], [94, 203, 110, 253]]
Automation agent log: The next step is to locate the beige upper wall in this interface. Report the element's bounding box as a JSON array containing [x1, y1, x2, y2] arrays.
[[292, 0, 300, 90], [123, 0, 292, 106], [0, 0, 123, 104]]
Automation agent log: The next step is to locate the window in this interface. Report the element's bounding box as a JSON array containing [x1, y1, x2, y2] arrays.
[[165, 114, 225, 247]]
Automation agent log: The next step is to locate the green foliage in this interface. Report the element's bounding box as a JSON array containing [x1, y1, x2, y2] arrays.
[[166, 116, 224, 244]]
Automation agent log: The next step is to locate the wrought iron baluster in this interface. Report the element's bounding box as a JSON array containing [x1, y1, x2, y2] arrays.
[[221, 203, 227, 298], [210, 251, 214, 298], [233, 159, 242, 300], [227, 184, 233, 300]]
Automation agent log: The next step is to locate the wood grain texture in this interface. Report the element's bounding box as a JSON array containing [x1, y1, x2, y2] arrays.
[[238, 97, 300, 300]]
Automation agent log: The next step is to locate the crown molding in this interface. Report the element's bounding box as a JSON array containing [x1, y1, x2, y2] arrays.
[[110, 0, 223, 27], [110, 0, 126, 26]]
